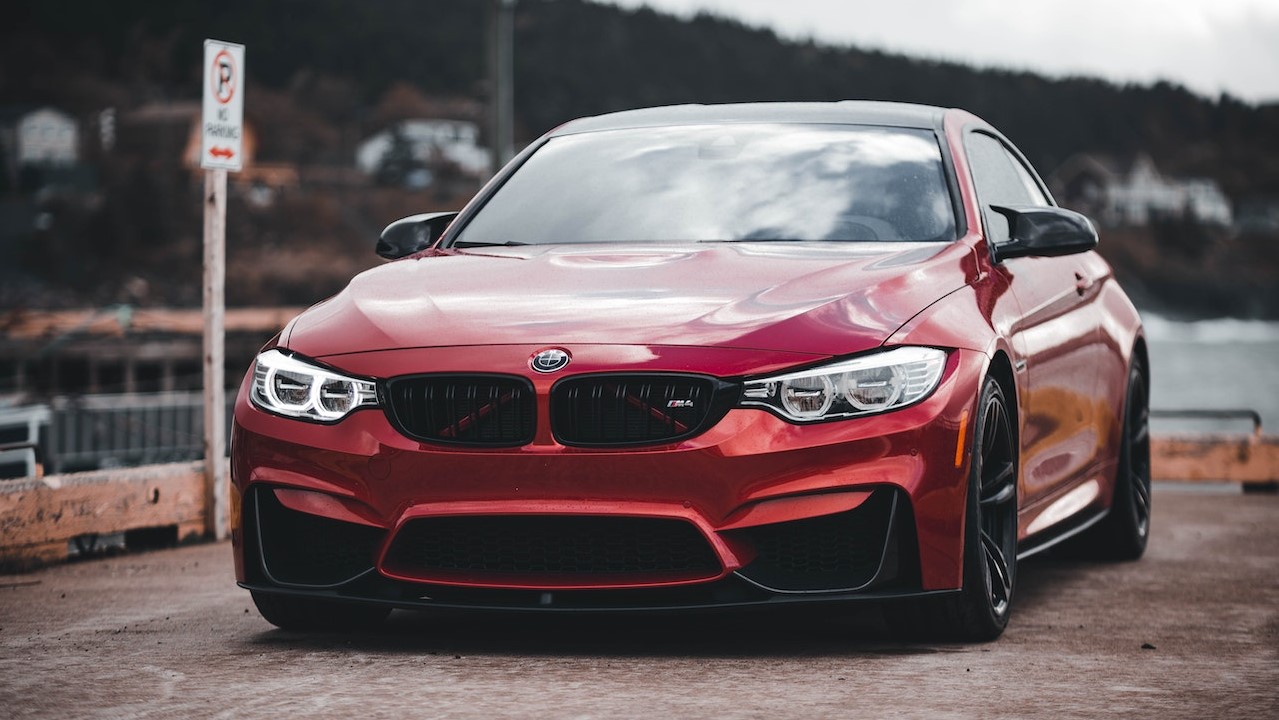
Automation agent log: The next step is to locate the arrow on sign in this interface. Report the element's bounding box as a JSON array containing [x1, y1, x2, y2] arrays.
[[209, 147, 236, 160]]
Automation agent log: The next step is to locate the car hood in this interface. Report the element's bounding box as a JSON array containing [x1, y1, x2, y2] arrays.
[[286, 242, 976, 359]]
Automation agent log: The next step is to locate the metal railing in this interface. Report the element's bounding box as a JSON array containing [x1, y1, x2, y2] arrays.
[[0, 391, 236, 478], [1150, 409, 1263, 436], [0, 405, 51, 478]]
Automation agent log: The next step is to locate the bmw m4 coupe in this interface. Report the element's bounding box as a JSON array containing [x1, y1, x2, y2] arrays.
[[232, 102, 1150, 641]]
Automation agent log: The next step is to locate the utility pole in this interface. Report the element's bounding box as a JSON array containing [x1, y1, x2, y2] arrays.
[[202, 168, 226, 540], [200, 39, 244, 540], [488, 0, 516, 175]]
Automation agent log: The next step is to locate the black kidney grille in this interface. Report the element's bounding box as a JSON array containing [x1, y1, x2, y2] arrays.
[[552, 374, 723, 446], [386, 375, 535, 445], [384, 515, 721, 580]]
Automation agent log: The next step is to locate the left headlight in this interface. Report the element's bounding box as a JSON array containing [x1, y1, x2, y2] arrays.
[[739, 346, 947, 423], [249, 349, 378, 422]]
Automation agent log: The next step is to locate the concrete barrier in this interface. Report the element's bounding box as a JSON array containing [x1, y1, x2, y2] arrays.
[[0, 461, 209, 570]]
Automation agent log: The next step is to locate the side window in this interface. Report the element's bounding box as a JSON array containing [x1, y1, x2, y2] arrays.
[[1005, 148, 1050, 207], [965, 132, 1047, 244]]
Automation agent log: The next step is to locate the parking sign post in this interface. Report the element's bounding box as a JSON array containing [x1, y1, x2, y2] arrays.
[[200, 39, 244, 540]]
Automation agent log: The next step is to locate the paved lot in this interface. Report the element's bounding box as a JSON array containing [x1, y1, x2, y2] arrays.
[[1, 487, 1276, 719]]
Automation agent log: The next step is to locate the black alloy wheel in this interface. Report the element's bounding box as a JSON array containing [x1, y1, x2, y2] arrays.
[[1121, 362, 1153, 544], [1073, 358, 1151, 560], [975, 378, 1018, 622], [885, 376, 1018, 641]]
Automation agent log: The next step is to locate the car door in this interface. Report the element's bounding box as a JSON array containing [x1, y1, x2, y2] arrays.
[[965, 131, 1106, 512]]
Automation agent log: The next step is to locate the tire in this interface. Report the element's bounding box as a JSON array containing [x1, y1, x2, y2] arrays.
[[1069, 358, 1151, 561], [251, 591, 390, 632], [886, 376, 1018, 642]]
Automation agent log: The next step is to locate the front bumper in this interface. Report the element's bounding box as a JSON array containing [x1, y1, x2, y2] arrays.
[[231, 344, 986, 610]]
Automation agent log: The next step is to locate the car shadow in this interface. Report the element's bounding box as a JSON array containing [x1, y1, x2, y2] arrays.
[[242, 602, 911, 658], [240, 553, 1111, 657]]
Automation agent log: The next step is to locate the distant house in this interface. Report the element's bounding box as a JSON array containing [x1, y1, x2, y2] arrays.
[[1, 106, 82, 190], [356, 119, 489, 185], [1234, 199, 1279, 234], [0, 106, 80, 167], [1049, 154, 1232, 227]]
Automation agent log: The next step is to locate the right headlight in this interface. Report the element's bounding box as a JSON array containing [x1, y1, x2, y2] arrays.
[[739, 346, 947, 423]]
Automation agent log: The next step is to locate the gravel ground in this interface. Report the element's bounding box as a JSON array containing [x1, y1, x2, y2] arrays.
[[1, 487, 1276, 719]]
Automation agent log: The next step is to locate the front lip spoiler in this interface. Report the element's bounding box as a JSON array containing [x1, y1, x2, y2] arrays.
[[239, 580, 958, 615]]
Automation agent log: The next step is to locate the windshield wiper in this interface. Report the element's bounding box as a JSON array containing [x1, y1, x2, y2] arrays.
[[451, 240, 530, 248]]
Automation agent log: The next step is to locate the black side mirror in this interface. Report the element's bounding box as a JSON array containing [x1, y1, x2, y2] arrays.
[[989, 205, 1098, 262], [376, 212, 459, 259]]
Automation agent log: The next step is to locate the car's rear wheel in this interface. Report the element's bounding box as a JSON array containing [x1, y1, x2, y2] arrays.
[[1069, 358, 1151, 561], [251, 591, 390, 632], [886, 376, 1018, 642]]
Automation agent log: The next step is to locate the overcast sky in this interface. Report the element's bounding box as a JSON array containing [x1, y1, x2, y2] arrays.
[[607, 0, 1279, 103]]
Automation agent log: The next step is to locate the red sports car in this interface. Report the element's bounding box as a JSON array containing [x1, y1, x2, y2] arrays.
[[231, 102, 1150, 641]]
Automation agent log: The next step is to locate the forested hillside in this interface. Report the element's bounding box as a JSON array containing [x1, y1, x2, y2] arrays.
[[6, 0, 1278, 196], [2, 0, 1277, 315]]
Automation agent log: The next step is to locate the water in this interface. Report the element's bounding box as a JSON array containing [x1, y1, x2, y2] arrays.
[[1143, 314, 1279, 435]]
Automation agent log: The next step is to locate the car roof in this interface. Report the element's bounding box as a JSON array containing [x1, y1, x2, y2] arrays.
[[551, 101, 949, 136]]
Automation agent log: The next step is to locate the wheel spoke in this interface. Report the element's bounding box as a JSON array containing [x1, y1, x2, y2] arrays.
[[1132, 422, 1149, 444], [1127, 375, 1152, 529], [980, 462, 1016, 506], [986, 460, 1014, 485], [981, 528, 1012, 604], [1131, 471, 1151, 515]]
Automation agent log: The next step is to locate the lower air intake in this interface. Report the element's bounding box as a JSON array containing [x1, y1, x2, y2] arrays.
[[383, 515, 722, 586]]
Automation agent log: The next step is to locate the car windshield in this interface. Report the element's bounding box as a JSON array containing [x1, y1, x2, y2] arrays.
[[453, 123, 956, 246]]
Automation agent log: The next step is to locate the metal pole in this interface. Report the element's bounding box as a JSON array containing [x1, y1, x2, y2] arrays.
[[488, 0, 516, 174], [202, 168, 227, 540]]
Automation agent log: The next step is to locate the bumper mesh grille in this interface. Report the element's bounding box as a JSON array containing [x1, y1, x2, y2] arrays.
[[383, 515, 721, 582], [384, 375, 535, 446], [551, 374, 730, 446]]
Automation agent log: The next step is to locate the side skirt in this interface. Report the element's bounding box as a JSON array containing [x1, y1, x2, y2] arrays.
[[1016, 506, 1109, 561]]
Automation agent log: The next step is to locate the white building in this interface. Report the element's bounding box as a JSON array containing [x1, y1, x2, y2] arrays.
[[5, 107, 80, 166], [1050, 154, 1233, 227], [356, 119, 489, 181]]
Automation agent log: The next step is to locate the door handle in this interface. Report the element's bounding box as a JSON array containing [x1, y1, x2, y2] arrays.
[[1074, 272, 1093, 296]]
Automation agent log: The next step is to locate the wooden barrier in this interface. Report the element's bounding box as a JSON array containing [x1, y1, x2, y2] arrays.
[[0, 462, 208, 570], [1152, 435, 1279, 491]]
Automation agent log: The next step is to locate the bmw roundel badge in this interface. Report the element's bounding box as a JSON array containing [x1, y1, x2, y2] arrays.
[[530, 348, 571, 373]]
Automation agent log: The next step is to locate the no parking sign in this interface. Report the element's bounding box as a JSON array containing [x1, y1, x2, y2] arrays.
[[200, 39, 244, 171]]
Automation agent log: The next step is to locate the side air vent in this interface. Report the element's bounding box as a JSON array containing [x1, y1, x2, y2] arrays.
[[254, 487, 384, 587]]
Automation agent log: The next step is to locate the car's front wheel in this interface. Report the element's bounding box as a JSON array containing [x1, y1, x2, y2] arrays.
[[886, 376, 1018, 642], [251, 591, 390, 632]]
